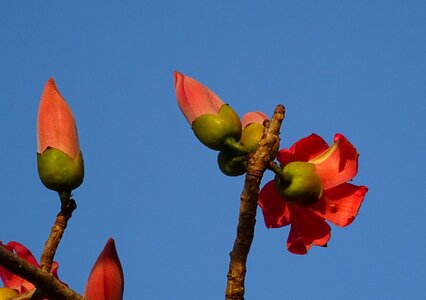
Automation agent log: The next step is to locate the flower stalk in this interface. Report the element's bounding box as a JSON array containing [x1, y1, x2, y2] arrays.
[[40, 193, 77, 273]]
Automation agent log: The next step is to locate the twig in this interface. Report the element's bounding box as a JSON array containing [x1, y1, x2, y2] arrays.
[[40, 192, 76, 272], [0, 244, 85, 300], [225, 104, 285, 300]]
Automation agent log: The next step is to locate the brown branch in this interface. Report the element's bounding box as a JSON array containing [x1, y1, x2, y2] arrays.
[[225, 104, 285, 300], [40, 193, 76, 272], [0, 244, 85, 300]]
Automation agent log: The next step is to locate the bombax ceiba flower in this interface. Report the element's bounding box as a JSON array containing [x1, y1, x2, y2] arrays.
[[37, 78, 84, 194], [258, 133, 368, 254]]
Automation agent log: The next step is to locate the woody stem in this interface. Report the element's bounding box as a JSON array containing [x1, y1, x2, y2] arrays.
[[225, 105, 285, 300], [40, 191, 76, 273]]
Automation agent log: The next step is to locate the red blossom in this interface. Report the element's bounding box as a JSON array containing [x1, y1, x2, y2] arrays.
[[174, 71, 224, 124], [0, 241, 59, 294], [258, 134, 368, 254], [84, 238, 124, 300]]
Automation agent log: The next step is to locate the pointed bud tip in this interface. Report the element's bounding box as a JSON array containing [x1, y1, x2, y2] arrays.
[[42, 78, 61, 98], [85, 238, 124, 300]]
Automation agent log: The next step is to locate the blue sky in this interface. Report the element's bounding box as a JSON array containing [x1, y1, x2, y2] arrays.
[[1, 1, 425, 299]]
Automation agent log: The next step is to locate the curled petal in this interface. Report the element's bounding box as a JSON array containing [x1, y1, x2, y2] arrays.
[[277, 134, 329, 165], [309, 133, 359, 189], [0, 242, 61, 294], [311, 183, 368, 227], [241, 111, 269, 128], [37, 78, 80, 159], [0, 242, 38, 293], [258, 181, 291, 228], [287, 205, 331, 255], [174, 71, 224, 124], [85, 238, 124, 300]]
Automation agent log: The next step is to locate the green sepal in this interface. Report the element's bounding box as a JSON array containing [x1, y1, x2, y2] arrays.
[[192, 104, 242, 151], [240, 123, 264, 152], [37, 147, 84, 193], [217, 151, 247, 176], [275, 161, 322, 205]]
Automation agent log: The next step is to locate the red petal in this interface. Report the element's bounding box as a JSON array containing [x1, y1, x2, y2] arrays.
[[0, 242, 39, 293], [286, 205, 331, 255], [174, 71, 224, 124], [37, 78, 80, 159], [241, 111, 269, 128], [309, 134, 359, 189], [277, 134, 329, 165], [258, 180, 291, 228], [311, 183, 368, 227], [85, 238, 124, 300]]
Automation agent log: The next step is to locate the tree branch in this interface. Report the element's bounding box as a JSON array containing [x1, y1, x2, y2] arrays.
[[0, 244, 85, 300], [225, 105, 285, 300]]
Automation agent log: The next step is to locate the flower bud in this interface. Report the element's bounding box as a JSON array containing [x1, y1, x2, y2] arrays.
[[275, 161, 323, 205], [37, 79, 84, 193], [192, 104, 242, 150], [217, 151, 247, 176], [85, 238, 124, 300], [239, 112, 268, 152], [239, 123, 263, 152]]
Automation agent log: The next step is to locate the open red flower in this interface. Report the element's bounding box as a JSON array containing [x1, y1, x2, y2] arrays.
[[85, 238, 124, 300], [0, 241, 59, 294], [258, 133, 368, 254]]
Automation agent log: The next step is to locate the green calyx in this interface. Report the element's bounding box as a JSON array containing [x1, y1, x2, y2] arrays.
[[217, 151, 247, 176], [37, 147, 84, 193], [240, 123, 264, 152], [274, 161, 323, 206], [192, 104, 242, 151]]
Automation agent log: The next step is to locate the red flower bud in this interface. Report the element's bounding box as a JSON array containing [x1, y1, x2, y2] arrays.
[[174, 71, 242, 150], [85, 238, 124, 300], [174, 71, 224, 124], [37, 78, 80, 159], [37, 79, 84, 193]]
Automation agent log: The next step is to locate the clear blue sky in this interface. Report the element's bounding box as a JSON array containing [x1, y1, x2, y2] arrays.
[[1, 1, 425, 299]]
